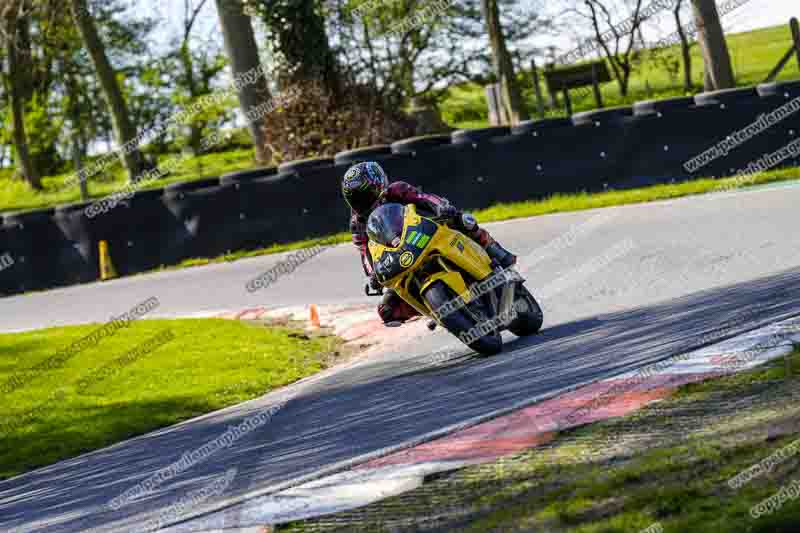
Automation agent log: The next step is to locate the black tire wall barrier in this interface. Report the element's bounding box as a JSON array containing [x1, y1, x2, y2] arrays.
[[1, 80, 800, 296], [54, 203, 98, 285], [0, 222, 34, 295]]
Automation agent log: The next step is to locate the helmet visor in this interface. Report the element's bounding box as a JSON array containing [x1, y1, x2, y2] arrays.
[[345, 185, 381, 214]]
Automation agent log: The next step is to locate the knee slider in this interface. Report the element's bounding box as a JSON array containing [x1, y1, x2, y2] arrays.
[[377, 303, 394, 322]]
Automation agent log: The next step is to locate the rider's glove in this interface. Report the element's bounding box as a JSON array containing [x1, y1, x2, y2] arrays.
[[435, 203, 459, 219], [366, 273, 382, 293]]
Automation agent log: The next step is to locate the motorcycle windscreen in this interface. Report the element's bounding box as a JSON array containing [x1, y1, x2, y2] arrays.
[[367, 203, 406, 247]]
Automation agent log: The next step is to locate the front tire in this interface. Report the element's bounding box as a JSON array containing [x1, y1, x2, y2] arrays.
[[423, 281, 502, 356], [508, 284, 543, 337]]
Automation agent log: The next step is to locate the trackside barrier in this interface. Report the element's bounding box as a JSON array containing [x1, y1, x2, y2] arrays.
[[98, 189, 173, 275], [0, 224, 31, 295], [2, 208, 65, 291], [54, 202, 98, 285], [2, 80, 800, 296]]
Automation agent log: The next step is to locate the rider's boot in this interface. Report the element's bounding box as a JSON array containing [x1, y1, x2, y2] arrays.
[[459, 213, 517, 269], [378, 290, 419, 327]]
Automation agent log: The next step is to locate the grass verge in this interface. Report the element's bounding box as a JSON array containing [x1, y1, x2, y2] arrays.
[[0, 318, 340, 480], [473, 167, 800, 223], [164, 166, 800, 272], [0, 148, 257, 215], [283, 347, 800, 532]]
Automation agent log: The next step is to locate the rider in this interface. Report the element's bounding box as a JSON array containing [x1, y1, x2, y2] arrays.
[[342, 161, 516, 326]]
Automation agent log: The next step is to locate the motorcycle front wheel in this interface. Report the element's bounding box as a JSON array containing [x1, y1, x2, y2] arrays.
[[507, 284, 544, 337], [423, 280, 502, 356]]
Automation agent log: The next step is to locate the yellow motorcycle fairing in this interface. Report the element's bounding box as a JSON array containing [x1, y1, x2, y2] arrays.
[[368, 205, 494, 320]]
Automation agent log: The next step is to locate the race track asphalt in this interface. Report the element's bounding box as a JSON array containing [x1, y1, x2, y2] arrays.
[[1, 182, 799, 532]]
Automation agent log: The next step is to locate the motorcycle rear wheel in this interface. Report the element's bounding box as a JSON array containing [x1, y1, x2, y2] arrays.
[[423, 280, 502, 356]]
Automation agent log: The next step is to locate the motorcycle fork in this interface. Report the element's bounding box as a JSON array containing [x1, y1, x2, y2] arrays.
[[499, 280, 516, 317], [488, 268, 517, 318], [487, 284, 515, 317]]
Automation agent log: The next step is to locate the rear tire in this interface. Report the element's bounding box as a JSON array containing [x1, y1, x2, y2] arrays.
[[423, 281, 502, 356], [508, 284, 543, 337]]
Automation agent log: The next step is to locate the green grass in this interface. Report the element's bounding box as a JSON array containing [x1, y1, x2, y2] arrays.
[[0, 318, 338, 480], [441, 24, 800, 129], [0, 147, 257, 215], [675, 353, 800, 400]]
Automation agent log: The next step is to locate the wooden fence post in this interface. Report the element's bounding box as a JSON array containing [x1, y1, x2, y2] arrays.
[[545, 63, 559, 109], [563, 88, 572, 116], [591, 63, 604, 109], [498, 83, 512, 124], [71, 131, 88, 202], [485, 84, 502, 125]]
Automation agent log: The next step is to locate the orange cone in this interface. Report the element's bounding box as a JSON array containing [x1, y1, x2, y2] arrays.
[[309, 304, 321, 328]]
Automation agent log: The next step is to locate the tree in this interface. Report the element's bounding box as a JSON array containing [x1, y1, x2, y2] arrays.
[[214, 0, 273, 164], [690, 0, 734, 90], [581, 0, 645, 98], [2, 0, 42, 189], [332, 0, 479, 105], [480, 0, 528, 123], [673, 0, 692, 91], [258, 0, 341, 94], [68, 0, 150, 182], [174, 0, 227, 154]]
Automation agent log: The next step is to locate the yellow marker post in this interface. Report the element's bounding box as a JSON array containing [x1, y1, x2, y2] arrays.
[[99, 240, 118, 281]]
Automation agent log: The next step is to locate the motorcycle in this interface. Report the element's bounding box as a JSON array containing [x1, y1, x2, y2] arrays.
[[365, 203, 543, 355]]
